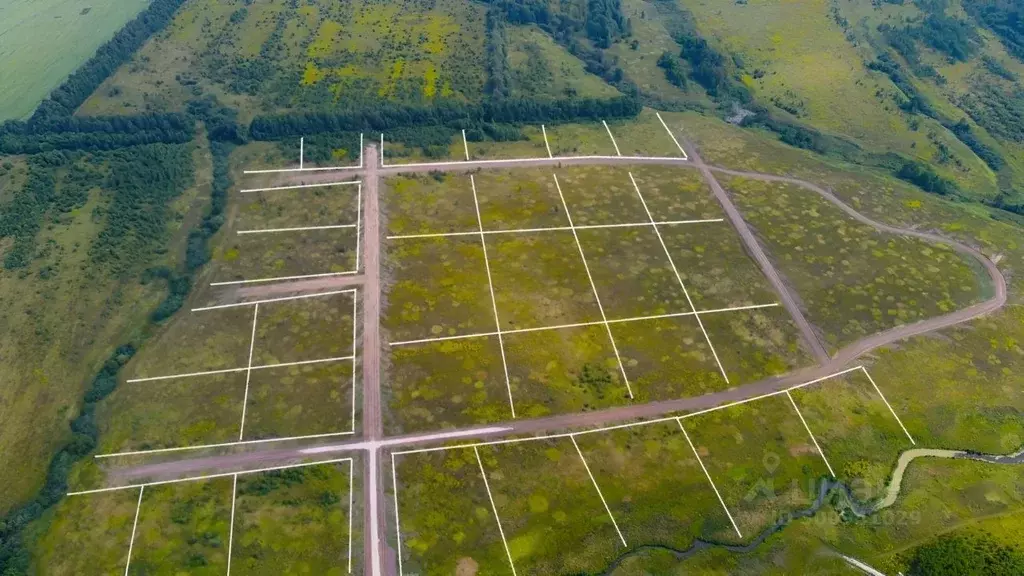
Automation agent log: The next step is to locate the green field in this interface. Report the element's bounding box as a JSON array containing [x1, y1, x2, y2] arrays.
[[0, 0, 150, 120]]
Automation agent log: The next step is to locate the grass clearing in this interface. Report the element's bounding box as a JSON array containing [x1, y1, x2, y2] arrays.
[[243, 359, 354, 440], [127, 306, 254, 378], [701, 307, 815, 385], [232, 462, 352, 575], [29, 489, 138, 575], [385, 336, 510, 434], [384, 173, 477, 236], [545, 123, 619, 157], [252, 291, 355, 366], [682, 394, 830, 542], [629, 165, 722, 221], [725, 176, 987, 350], [488, 230, 602, 329], [606, 109, 685, 157], [473, 168, 566, 230], [506, 26, 621, 100], [467, 126, 550, 160], [211, 227, 359, 283], [393, 449, 512, 574], [557, 165, 650, 225], [383, 237, 494, 342], [235, 184, 360, 231]]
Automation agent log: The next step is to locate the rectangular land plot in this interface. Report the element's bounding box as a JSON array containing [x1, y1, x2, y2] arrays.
[[212, 227, 358, 284], [605, 110, 685, 157], [386, 336, 511, 434], [384, 236, 495, 343], [660, 220, 778, 310], [394, 449, 513, 575], [127, 306, 254, 378], [32, 490, 140, 575], [556, 166, 650, 226], [467, 125, 549, 160], [96, 373, 245, 453], [232, 462, 353, 575], [572, 421, 736, 549], [790, 370, 913, 499], [681, 394, 831, 542], [300, 133, 362, 169], [701, 306, 815, 385], [252, 291, 355, 366], [504, 325, 629, 418], [128, 478, 233, 575], [488, 230, 601, 329], [545, 122, 618, 157], [242, 359, 355, 440], [479, 437, 625, 574], [577, 226, 689, 320], [611, 316, 725, 402], [384, 173, 478, 237], [473, 168, 566, 230], [630, 166, 722, 221], [382, 131, 462, 165], [235, 183, 359, 231]]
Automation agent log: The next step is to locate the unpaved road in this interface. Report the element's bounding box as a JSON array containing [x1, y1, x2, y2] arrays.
[[105, 148, 1007, 576]]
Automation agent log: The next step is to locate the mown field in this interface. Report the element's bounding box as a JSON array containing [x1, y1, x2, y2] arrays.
[[0, 0, 149, 121]]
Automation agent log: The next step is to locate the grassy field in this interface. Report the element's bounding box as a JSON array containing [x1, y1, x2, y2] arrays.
[[78, 0, 488, 119], [506, 26, 621, 100], [0, 0, 149, 120]]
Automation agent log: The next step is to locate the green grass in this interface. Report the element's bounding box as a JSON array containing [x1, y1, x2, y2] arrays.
[[724, 176, 987, 351], [243, 359, 355, 440], [234, 183, 360, 231], [384, 173, 478, 236], [545, 123, 620, 157], [467, 126, 550, 160], [211, 227, 359, 282], [0, 0, 149, 120], [605, 109, 686, 157], [28, 490, 139, 575], [472, 168, 565, 229], [251, 291, 355, 365], [507, 26, 621, 100]]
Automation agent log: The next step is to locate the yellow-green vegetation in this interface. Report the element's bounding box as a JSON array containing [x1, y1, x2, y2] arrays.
[[393, 449, 514, 574], [557, 165, 651, 224], [129, 478, 233, 575], [545, 123, 619, 156], [472, 168, 565, 229], [385, 336, 511, 434], [384, 173, 478, 236], [244, 360, 354, 440], [699, 307, 815, 385], [252, 291, 355, 365], [467, 126, 549, 160], [725, 176, 986, 350], [0, 0, 150, 120], [126, 306, 254, 378], [212, 227, 359, 282], [479, 438, 626, 573], [790, 371, 915, 499], [629, 164, 721, 221], [682, 394, 831, 542], [79, 0, 488, 118], [488, 230, 602, 328], [506, 26, 621, 100], [232, 463, 352, 575], [28, 490, 138, 574], [234, 183, 360, 231], [606, 109, 685, 157], [611, 316, 724, 399]]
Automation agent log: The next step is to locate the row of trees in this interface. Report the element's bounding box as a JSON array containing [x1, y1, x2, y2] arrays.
[[249, 96, 642, 139]]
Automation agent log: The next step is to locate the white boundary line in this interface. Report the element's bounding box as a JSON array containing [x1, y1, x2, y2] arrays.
[[462, 129, 470, 161], [629, 172, 729, 384], [211, 270, 358, 287], [347, 458, 355, 574], [541, 124, 553, 158], [69, 457, 354, 496], [388, 303, 779, 347], [192, 288, 356, 312], [786, 390, 836, 477], [380, 133, 386, 167], [602, 120, 622, 157], [238, 224, 356, 235], [860, 367, 916, 445], [385, 218, 724, 240], [351, 290, 359, 433], [391, 451, 404, 576], [677, 419, 743, 538], [375, 154, 687, 170], [239, 181, 361, 194], [571, 435, 628, 547], [299, 137, 304, 170], [238, 304, 259, 441], [355, 183, 362, 273], [241, 134, 364, 174], [553, 173, 633, 398], [226, 473, 238, 576], [470, 175, 516, 419], [655, 112, 689, 161], [474, 447, 518, 575], [126, 355, 354, 383], [391, 366, 864, 456], [123, 486, 144, 576]]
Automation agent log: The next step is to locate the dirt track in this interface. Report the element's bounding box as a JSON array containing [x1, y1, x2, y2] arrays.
[[103, 147, 1008, 576]]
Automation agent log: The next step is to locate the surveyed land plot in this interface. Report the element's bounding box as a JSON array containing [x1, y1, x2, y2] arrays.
[[467, 125, 550, 160], [212, 226, 359, 285], [700, 306, 816, 385], [572, 421, 737, 549], [31, 488, 141, 574], [380, 132, 463, 165], [681, 394, 832, 542], [629, 166, 722, 221], [242, 359, 356, 440], [605, 110, 687, 158], [234, 182, 360, 231], [386, 336, 512, 434], [472, 168, 567, 230], [544, 122, 619, 157], [383, 236, 495, 343], [392, 449, 514, 575], [384, 173, 478, 236], [251, 290, 355, 365], [555, 166, 652, 225], [232, 462, 354, 575], [789, 370, 915, 496]]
